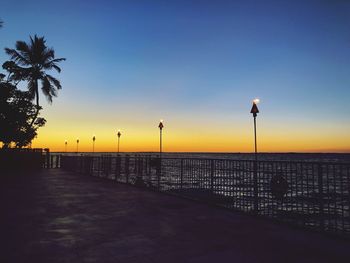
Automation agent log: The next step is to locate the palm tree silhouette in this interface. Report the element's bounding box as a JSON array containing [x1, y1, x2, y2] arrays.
[[4, 35, 65, 126]]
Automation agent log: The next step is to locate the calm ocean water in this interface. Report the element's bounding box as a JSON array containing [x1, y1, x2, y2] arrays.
[[57, 152, 350, 163]]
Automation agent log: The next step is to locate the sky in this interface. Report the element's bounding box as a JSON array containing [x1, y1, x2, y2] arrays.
[[0, 0, 349, 152]]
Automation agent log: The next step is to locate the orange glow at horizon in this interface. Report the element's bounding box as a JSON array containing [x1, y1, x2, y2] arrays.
[[31, 118, 350, 153], [27, 96, 350, 153]]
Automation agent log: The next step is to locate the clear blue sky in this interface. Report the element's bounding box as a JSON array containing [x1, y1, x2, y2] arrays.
[[1, 0, 350, 152]]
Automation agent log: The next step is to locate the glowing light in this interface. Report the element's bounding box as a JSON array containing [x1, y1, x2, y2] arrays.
[[253, 98, 260, 104]]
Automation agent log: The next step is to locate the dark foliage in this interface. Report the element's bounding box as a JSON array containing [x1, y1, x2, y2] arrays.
[[0, 76, 46, 148]]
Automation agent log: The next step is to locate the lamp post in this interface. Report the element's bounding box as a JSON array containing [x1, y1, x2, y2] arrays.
[[157, 120, 164, 190], [117, 130, 121, 153], [250, 98, 260, 214], [250, 99, 260, 159], [92, 135, 96, 153], [76, 138, 79, 153], [64, 140, 67, 153], [158, 120, 164, 155]]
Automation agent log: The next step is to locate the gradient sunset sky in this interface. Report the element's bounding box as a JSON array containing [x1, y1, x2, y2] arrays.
[[1, 0, 349, 152]]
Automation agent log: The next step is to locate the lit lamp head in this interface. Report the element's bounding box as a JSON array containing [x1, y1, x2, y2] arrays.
[[93, 135, 96, 142], [158, 119, 164, 130], [76, 138, 79, 144], [65, 140, 67, 145], [117, 130, 121, 138], [250, 99, 260, 117]]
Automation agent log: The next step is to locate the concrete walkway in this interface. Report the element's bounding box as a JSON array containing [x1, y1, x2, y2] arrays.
[[1, 169, 349, 263]]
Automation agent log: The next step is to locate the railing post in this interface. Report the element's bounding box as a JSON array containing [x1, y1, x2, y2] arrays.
[[157, 157, 161, 191], [56, 155, 59, 168], [138, 157, 143, 180], [107, 155, 111, 178], [146, 156, 150, 184], [102, 156, 105, 177], [45, 153, 48, 168], [91, 156, 94, 176], [180, 159, 184, 190], [104, 156, 107, 177], [318, 164, 324, 231], [89, 156, 93, 175], [148, 155, 151, 175], [115, 155, 121, 180], [125, 155, 130, 184], [98, 156, 101, 177], [210, 160, 214, 194], [253, 160, 259, 214]]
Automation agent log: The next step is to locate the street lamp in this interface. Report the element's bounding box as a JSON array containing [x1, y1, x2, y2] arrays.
[[117, 130, 121, 153], [157, 119, 164, 190], [76, 138, 79, 153], [250, 98, 260, 159], [92, 135, 96, 153], [158, 119, 164, 155], [64, 140, 67, 153], [250, 98, 260, 214]]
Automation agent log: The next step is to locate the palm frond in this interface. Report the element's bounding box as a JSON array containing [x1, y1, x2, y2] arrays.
[[4, 48, 30, 65], [15, 41, 31, 62], [51, 64, 62, 73], [41, 76, 57, 103], [41, 77, 53, 103], [46, 74, 62, 89], [43, 62, 63, 72], [51, 58, 66, 63], [2, 61, 31, 82], [42, 56, 66, 72], [42, 48, 55, 63]]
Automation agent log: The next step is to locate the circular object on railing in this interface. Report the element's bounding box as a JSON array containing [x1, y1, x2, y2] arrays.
[[270, 174, 288, 200]]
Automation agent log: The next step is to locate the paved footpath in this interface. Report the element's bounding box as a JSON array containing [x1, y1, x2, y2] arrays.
[[1, 169, 349, 263]]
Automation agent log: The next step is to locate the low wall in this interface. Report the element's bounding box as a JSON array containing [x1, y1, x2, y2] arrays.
[[0, 149, 43, 172]]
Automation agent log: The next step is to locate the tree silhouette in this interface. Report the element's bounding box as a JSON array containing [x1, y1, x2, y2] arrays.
[[0, 75, 46, 148], [0, 19, 3, 28], [4, 35, 65, 126]]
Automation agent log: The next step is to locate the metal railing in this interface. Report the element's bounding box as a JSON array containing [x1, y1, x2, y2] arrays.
[[42, 153, 61, 168], [57, 154, 350, 238]]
